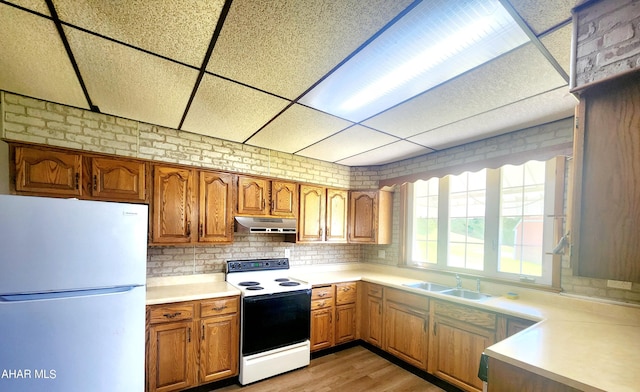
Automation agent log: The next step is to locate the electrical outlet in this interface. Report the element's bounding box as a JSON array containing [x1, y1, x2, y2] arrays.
[[607, 280, 633, 290], [284, 249, 290, 258]]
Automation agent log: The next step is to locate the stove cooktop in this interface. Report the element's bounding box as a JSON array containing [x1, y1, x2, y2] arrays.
[[226, 258, 311, 296]]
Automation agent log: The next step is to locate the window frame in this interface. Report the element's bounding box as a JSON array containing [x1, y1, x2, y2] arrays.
[[401, 157, 565, 288]]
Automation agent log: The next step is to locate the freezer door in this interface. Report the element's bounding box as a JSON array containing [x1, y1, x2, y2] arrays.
[[0, 286, 145, 392], [0, 195, 148, 293]]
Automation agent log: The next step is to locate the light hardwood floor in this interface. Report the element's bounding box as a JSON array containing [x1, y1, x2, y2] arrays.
[[214, 346, 445, 392]]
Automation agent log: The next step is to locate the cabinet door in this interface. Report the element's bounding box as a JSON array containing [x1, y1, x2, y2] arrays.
[[237, 176, 268, 215], [199, 313, 239, 383], [199, 171, 233, 243], [384, 300, 428, 370], [362, 294, 383, 347], [15, 146, 82, 196], [152, 166, 195, 244], [326, 189, 348, 243], [310, 308, 333, 351], [298, 185, 326, 242], [571, 76, 640, 282], [271, 181, 297, 217], [90, 157, 146, 201], [432, 315, 495, 392], [335, 304, 356, 344], [348, 191, 377, 243], [147, 320, 197, 392]]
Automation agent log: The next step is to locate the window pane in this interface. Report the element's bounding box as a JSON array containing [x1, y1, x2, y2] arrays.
[[448, 170, 486, 270], [411, 178, 438, 265], [499, 161, 545, 277]]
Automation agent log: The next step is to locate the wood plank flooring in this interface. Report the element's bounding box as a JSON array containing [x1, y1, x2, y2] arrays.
[[213, 346, 445, 392]]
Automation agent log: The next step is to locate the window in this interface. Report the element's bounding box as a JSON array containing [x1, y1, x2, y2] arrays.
[[403, 159, 559, 286]]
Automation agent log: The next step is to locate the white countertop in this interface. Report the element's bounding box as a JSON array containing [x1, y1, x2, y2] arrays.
[[146, 263, 640, 391], [146, 273, 240, 305]]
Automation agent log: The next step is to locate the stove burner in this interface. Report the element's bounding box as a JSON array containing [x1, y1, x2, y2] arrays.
[[279, 281, 300, 287], [246, 286, 264, 291], [239, 281, 260, 287], [275, 278, 290, 282]]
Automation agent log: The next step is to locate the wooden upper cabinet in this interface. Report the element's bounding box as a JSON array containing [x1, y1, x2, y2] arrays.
[[14, 146, 82, 196], [152, 165, 196, 244], [298, 185, 326, 242], [198, 171, 233, 244], [237, 176, 297, 217], [89, 157, 146, 202], [571, 73, 640, 282], [298, 186, 348, 243], [237, 176, 268, 216], [271, 180, 297, 217], [326, 189, 348, 243], [348, 190, 392, 244]]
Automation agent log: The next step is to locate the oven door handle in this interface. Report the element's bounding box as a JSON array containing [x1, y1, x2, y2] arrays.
[[243, 289, 311, 304]]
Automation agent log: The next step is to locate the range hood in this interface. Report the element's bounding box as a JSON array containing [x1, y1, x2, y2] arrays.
[[234, 216, 297, 234]]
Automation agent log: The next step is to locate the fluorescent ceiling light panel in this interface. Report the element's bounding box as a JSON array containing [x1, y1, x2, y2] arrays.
[[300, 0, 530, 122]]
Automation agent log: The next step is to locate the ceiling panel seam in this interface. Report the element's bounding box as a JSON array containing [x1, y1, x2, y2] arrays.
[[178, 0, 235, 130], [241, 0, 423, 148], [0, 0, 48, 18], [499, 0, 570, 83], [44, 0, 96, 111]]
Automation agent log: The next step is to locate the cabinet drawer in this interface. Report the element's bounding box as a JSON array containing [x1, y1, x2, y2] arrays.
[[434, 300, 496, 330], [335, 282, 357, 305], [311, 298, 334, 310], [366, 284, 383, 298], [312, 285, 334, 300], [149, 303, 195, 324], [200, 296, 239, 318], [385, 288, 429, 310]]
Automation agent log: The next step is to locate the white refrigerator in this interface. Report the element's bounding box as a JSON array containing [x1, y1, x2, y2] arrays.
[[0, 195, 148, 392]]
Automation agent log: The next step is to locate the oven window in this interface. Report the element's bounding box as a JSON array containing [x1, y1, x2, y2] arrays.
[[242, 289, 311, 356]]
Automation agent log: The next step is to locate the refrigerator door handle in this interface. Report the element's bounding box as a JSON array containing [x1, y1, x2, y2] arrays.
[[0, 285, 141, 302]]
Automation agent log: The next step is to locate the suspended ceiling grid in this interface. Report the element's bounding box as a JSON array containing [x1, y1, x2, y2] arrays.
[[0, 0, 579, 167]]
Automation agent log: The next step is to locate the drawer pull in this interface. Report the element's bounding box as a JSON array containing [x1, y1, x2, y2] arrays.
[[212, 305, 227, 311], [341, 287, 351, 292], [318, 300, 326, 307], [163, 312, 182, 319], [318, 292, 327, 297]]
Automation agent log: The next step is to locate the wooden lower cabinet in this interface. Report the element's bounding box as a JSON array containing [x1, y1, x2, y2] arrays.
[[359, 282, 384, 347], [488, 357, 580, 392], [384, 288, 429, 370], [310, 282, 357, 352], [430, 300, 497, 392], [146, 297, 239, 392], [334, 282, 357, 344]]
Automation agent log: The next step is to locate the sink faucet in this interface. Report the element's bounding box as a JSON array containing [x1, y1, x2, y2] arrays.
[[476, 278, 481, 292], [455, 274, 462, 289]]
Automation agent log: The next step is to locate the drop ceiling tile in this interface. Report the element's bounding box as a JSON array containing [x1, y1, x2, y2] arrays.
[[65, 26, 198, 128], [363, 43, 568, 139], [53, 0, 224, 67], [5, 0, 50, 15], [408, 87, 577, 150], [207, 0, 413, 99], [336, 140, 432, 166], [0, 4, 87, 108], [296, 125, 399, 163], [247, 104, 353, 153], [541, 23, 573, 76], [182, 74, 290, 142], [509, 0, 578, 34]]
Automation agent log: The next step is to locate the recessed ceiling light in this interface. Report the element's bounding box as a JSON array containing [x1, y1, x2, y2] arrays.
[[300, 0, 530, 122]]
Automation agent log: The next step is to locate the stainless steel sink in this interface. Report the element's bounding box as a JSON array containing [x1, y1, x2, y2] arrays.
[[440, 288, 491, 301], [403, 282, 452, 292]]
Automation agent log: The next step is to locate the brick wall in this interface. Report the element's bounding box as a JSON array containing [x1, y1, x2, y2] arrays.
[[0, 91, 358, 276], [574, 0, 640, 88], [3, 91, 637, 303]]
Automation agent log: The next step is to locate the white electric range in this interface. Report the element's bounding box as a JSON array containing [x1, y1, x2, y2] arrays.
[[226, 258, 311, 385]]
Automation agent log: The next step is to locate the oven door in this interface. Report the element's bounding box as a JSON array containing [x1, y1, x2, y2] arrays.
[[242, 289, 311, 356]]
